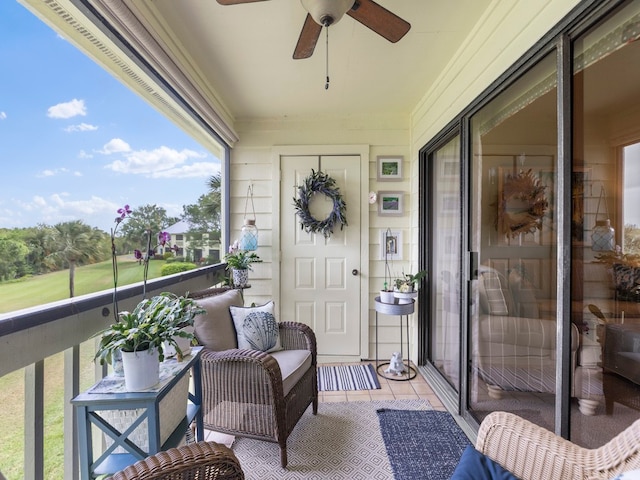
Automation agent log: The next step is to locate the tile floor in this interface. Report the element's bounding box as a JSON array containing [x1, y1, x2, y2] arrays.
[[318, 361, 446, 411], [203, 361, 446, 445]]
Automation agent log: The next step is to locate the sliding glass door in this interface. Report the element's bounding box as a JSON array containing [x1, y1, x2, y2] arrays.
[[468, 51, 559, 430], [430, 137, 462, 389], [570, 1, 640, 446]]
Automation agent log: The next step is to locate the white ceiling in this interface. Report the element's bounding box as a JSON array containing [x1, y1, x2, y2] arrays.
[[131, 0, 492, 121]]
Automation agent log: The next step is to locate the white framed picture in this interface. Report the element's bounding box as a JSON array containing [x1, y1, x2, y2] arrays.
[[377, 156, 403, 181], [380, 230, 403, 261], [378, 191, 404, 216]]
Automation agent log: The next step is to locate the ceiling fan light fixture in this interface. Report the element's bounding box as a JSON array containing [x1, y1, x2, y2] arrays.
[[300, 0, 355, 27]]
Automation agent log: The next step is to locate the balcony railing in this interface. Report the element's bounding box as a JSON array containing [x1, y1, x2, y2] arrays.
[[0, 264, 227, 480]]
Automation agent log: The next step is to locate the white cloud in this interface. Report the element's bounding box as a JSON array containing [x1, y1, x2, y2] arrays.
[[99, 138, 131, 155], [65, 122, 98, 132], [105, 146, 210, 178], [78, 150, 93, 159], [37, 167, 71, 178], [0, 111, 6, 120], [18, 194, 119, 225], [47, 99, 87, 119]]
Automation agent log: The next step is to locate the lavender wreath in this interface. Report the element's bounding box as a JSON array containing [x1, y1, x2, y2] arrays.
[[293, 169, 348, 238]]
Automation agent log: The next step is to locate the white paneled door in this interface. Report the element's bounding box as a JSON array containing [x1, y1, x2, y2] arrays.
[[281, 155, 362, 357]]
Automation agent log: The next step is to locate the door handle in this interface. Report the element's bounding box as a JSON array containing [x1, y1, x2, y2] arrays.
[[352, 269, 359, 276]]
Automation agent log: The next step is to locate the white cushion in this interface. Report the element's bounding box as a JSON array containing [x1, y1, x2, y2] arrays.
[[270, 349, 312, 396]]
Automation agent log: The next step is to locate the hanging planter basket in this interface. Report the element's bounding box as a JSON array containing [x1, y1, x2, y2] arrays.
[[293, 169, 348, 238]]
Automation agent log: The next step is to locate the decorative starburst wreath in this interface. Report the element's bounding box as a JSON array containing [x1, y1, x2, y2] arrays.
[[293, 169, 348, 238], [496, 169, 548, 238]]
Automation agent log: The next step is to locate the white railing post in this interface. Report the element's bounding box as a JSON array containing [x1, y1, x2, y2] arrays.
[[64, 346, 80, 480], [24, 360, 44, 480]]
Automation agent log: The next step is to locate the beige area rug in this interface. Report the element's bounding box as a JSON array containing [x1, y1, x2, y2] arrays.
[[223, 400, 432, 480]]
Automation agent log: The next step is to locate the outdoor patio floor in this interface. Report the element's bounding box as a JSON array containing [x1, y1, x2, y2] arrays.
[[317, 361, 446, 409]]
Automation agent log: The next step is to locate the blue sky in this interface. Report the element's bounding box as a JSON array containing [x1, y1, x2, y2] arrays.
[[0, 1, 222, 233]]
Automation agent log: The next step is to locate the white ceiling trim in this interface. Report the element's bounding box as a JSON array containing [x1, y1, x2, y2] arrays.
[[87, 0, 239, 147], [22, 0, 237, 153], [90, 0, 238, 146]]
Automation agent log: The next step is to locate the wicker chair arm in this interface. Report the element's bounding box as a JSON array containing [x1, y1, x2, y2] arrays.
[[476, 411, 640, 480], [108, 441, 244, 479], [279, 321, 317, 355], [200, 347, 285, 404]]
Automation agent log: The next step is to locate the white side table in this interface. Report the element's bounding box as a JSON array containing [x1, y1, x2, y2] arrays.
[[374, 297, 417, 381]]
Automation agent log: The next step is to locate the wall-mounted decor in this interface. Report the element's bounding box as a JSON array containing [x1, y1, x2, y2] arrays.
[[380, 229, 402, 261], [496, 169, 548, 238], [377, 156, 403, 181], [293, 169, 348, 238], [378, 191, 404, 216]]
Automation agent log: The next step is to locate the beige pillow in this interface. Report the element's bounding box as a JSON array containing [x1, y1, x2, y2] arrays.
[[194, 289, 243, 351], [478, 267, 513, 316], [508, 269, 540, 318]]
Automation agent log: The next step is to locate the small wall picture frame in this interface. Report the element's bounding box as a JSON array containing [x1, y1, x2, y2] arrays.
[[377, 156, 403, 181], [380, 230, 403, 261], [378, 191, 404, 216]]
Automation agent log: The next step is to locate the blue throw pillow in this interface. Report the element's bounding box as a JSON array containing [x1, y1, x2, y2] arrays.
[[450, 445, 519, 480], [611, 470, 640, 480]]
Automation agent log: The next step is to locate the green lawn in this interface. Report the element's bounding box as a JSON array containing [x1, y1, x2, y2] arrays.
[[0, 258, 166, 479], [0, 256, 164, 313]]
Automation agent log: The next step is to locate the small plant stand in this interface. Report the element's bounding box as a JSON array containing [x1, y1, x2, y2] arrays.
[[72, 347, 203, 479], [374, 297, 417, 381]]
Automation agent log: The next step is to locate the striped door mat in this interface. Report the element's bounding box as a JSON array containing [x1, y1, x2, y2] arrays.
[[317, 363, 381, 391]]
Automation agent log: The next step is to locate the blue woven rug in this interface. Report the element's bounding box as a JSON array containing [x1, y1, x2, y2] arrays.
[[377, 408, 471, 480]]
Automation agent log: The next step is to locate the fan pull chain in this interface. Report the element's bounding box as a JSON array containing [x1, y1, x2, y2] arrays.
[[325, 26, 330, 90]]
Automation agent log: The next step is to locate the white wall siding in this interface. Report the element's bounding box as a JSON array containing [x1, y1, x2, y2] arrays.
[[231, 115, 412, 360]]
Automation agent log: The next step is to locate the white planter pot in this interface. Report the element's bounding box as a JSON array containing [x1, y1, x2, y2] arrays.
[[232, 268, 249, 288], [121, 348, 160, 391], [379, 290, 395, 304], [163, 326, 194, 359], [394, 290, 418, 304]]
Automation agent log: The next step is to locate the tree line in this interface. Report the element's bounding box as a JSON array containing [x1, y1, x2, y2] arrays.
[[0, 174, 222, 284]]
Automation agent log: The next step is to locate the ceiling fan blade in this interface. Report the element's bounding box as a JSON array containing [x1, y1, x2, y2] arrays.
[[347, 0, 410, 43], [293, 14, 323, 59], [216, 0, 269, 5]]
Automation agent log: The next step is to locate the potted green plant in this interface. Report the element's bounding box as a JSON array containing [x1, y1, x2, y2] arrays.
[[94, 292, 205, 391], [393, 270, 427, 303], [225, 241, 262, 287], [380, 281, 395, 304]]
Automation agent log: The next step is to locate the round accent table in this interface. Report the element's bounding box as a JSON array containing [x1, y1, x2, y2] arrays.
[[374, 296, 417, 381]]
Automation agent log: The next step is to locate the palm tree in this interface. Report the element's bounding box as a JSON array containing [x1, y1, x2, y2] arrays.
[[45, 220, 106, 298], [204, 173, 222, 225]]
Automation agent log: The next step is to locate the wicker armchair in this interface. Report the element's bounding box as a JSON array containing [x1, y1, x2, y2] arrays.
[[107, 441, 244, 479], [476, 411, 640, 479], [188, 288, 318, 468]]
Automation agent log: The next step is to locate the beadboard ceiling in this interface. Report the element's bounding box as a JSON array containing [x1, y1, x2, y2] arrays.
[[120, 0, 492, 121]]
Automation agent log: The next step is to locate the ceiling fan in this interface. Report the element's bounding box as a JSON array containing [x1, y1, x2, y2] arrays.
[[216, 0, 411, 59]]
